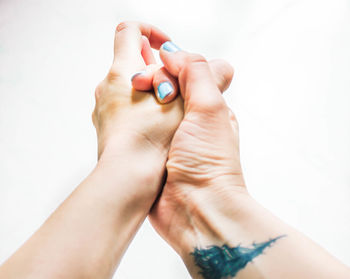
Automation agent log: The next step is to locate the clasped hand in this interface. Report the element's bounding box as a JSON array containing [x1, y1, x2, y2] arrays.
[[2, 20, 349, 279], [93, 21, 247, 256]]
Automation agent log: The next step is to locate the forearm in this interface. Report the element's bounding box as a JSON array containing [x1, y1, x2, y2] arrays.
[[0, 144, 165, 279], [173, 183, 350, 279]]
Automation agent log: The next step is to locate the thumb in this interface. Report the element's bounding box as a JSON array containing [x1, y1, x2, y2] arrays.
[[111, 21, 170, 78]]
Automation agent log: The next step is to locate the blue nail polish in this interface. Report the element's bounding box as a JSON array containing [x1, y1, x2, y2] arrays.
[[131, 70, 146, 81], [158, 81, 173, 100], [161, 41, 181, 53]]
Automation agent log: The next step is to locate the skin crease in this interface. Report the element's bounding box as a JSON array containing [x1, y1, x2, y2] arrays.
[[93, 27, 182, 163], [134, 41, 350, 279], [0, 22, 234, 279], [0, 20, 349, 279], [0, 21, 187, 279], [147, 48, 245, 254]]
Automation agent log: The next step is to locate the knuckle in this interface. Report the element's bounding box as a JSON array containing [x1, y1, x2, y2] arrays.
[[187, 53, 207, 64], [210, 59, 234, 92], [116, 21, 130, 32], [105, 67, 125, 83], [221, 60, 234, 79], [180, 54, 208, 79], [94, 82, 104, 101], [106, 68, 122, 82], [116, 21, 139, 33], [100, 100, 121, 119], [189, 95, 226, 114], [209, 98, 226, 112]]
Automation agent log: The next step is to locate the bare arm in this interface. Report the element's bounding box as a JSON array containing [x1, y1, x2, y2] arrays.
[[176, 188, 350, 279], [0, 144, 163, 279], [145, 42, 350, 279], [0, 21, 183, 279]]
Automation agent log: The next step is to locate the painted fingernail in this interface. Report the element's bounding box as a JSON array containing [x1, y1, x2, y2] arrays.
[[131, 70, 146, 81], [158, 81, 173, 100], [161, 41, 181, 53]]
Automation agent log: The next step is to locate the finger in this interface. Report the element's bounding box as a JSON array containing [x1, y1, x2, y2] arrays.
[[131, 65, 178, 103], [113, 21, 170, 74], [141, 36, 156, 65], [159, 41, 226, 112], [208, 59, 234, 93], [131, 64, 161, 91], [153, 68, 178, 104], [132, 59, 232, 106], [152, 59, 231, 104]]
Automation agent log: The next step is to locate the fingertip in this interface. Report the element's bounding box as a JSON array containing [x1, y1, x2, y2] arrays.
[[159, 42, 185, 78], [131, 70, 146, 81], [131, 64, 163, 91], [157, 81, 176, 103], [153, 67, 179, 104], [160, 41, 181, 53], [131, 70, 153, 91], [131, 64, 179, 104]]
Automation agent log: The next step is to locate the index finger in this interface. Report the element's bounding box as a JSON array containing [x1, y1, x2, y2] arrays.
[[113, 21, 170, 69], [159, 42, 226, 113]]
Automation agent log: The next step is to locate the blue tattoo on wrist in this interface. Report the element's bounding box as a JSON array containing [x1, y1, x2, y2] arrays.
[[191, 235, 286, 279]]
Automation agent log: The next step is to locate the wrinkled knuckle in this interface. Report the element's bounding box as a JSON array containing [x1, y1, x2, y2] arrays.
[[211, 98, 226, 111], [106, 68, 122, 82], [180, 54, 207, 77], [190, 97, 225, 114], [180, 63, 203, 83], [187, 53, 207, 64]]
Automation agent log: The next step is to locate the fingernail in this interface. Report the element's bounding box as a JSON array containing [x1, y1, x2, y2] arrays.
[[131, 70, 146, 81], [158, 81, 173, 100], [161, 41, 181, 53]]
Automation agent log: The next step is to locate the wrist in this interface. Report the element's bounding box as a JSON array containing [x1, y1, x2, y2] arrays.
[[170, 184, 291, 278], [95, 135, 168, 211], [174, 182, 253, 254], [98, 129, 169, 162]]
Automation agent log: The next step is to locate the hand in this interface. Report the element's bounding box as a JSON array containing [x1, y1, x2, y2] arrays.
[[140, 44, 350, 279], [92, 22, 184, 203], [0, 22, 187, 279], [129, 30, 350, 279], [140, 44, 249, 254]]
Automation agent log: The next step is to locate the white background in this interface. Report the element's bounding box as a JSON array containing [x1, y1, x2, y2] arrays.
[[0, 0, 349, 278]]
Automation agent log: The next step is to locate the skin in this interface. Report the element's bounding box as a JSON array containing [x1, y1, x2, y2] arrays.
[[134, 40, 350, 278], [0, 22, 232, 279], [0, 21, 182, 279], [0, 20, 349, 279]]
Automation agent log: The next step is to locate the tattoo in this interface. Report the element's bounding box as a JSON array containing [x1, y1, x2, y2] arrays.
[[191, 235, 286, 279]]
